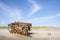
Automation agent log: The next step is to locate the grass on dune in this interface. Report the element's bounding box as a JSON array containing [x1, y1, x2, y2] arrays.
[[0, 26, 8, 29], [32, 26, 55, 29], [0, 26, 55, 29]]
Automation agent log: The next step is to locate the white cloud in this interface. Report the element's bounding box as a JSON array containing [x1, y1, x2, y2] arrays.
[[56, 13, 60, 16], [28, 0, 41, 17], [26, 13, 60, 23], [0, 2, 23, 25], [0, 16, 6, 26]]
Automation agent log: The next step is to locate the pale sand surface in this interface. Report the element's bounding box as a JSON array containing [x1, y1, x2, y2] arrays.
[[0, 27, 60, 40]]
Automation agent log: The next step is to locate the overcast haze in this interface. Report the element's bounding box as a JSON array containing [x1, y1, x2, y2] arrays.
[[0, 0, 60, 27]]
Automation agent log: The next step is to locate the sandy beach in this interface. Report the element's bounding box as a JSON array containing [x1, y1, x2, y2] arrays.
[[0, 27, 60, 40]]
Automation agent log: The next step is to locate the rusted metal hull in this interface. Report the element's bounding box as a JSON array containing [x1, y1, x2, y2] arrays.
[[8, 22, 32, 36]]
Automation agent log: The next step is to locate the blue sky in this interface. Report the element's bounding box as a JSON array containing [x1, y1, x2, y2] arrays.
[[0, 0, 60, 27]]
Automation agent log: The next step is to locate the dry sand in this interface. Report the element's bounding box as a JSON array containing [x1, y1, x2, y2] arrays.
[[0, 27, 60, 40]]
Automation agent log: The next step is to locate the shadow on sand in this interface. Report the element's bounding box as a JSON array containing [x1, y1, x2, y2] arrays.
[[27, 33, 35, 37]]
